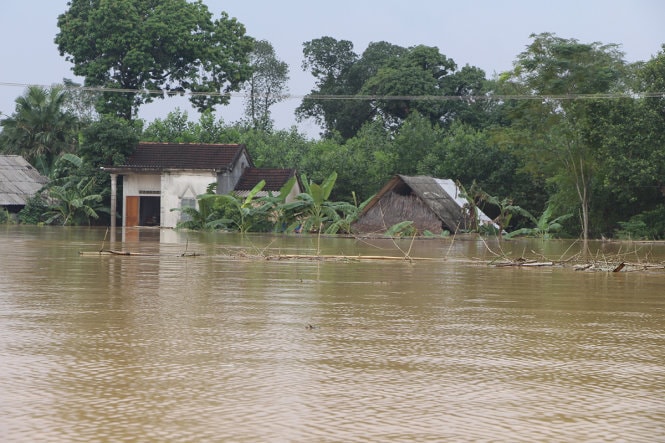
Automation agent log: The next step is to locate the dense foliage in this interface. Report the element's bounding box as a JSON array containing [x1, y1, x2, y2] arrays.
[[55, 0, 254, 120], [1, 11, 664, 240]]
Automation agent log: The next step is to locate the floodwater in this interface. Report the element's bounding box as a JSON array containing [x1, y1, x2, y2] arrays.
[[1, 225, 664, 442]]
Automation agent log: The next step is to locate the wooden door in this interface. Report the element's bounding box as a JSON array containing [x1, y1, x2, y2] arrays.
[[125, 196, 139, 227]]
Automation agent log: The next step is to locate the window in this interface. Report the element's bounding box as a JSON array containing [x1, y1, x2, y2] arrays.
[[180, 197, 196, 222]]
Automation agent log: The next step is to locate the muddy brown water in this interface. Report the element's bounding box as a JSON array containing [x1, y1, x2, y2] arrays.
[[1, 226, 664, 442]]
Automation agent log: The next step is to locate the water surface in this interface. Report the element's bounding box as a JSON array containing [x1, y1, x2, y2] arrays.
[[1, 226, 664, 442]]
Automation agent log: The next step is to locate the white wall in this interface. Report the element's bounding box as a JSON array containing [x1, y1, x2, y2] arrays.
[[122, 171, 217, 228], [121, 173, 161, 227], [160, 171, 217, 228]]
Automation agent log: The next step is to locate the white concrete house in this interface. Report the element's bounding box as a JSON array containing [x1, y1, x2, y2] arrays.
[[103, 142, 299, 229]]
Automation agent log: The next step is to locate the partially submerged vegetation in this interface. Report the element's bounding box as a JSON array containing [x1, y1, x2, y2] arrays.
[[2, 8, 664, 242]]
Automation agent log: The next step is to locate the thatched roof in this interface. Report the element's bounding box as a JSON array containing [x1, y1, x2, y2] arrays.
[[0, 155, 48, 207], [353, 175, 495, 234]]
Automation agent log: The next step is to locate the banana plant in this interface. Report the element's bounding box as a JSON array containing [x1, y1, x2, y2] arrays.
[[505, 204, 572, 239], [326, 191, 374, 235], [173, 192, 231, 230], [254, 177, 297, 232], [280, 172, 346, 234], [43, 153, 104, 226], [216, 179, 269, 233], [479, 192, 524, 238]]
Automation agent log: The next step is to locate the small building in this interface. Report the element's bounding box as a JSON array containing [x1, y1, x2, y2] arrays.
[[352, 175, 496, 235], [102, 142, 300, 228], [0, 155, 48, 214], [233, 167, 301, 200]]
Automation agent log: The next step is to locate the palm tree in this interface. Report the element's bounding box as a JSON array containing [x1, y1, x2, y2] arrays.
[[0, 85, 78, 175]]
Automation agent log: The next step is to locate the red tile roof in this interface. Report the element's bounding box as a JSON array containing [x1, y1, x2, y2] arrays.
[[235, 168, 297, 191], [115, 142, 252, 171]]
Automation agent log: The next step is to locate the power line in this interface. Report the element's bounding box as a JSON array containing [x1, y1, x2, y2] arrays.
[[0, 81, 663, 102]]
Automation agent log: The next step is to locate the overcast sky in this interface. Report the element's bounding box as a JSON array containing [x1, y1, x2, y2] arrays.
[[1, 1, 663, 136]]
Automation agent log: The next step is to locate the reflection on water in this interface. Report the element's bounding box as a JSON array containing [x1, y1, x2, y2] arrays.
[[1, 226, 664, 442]]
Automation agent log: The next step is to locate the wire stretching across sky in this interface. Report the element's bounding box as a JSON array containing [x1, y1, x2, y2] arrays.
[[0, 81, 662, 102]]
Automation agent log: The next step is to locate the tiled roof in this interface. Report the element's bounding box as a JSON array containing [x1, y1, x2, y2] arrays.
[[235, 168, 297, 191], [114, 142, 252, 171], [0, 155, 48, 206]]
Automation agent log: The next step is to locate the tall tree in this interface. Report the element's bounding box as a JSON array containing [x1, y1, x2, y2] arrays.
[[502, 33, 626, 244], [55, 0, 254, 120], [0, 85, 78, 175], [298, 39, 488, 139], [242, 40, 289, 130], [296, 37, 364, 139], [361, 45, 458, 128]]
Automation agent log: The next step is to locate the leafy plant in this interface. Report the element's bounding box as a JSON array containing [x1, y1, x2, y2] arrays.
[[614, 205, 665, 240], [43, 154, 105, 226], [456, 180, 484, 232], [0, 208, 10, 224], [217, 180, 270, 233], [281, 172, 346, 234], [325, 191, 374, 235], [173, 193, 231, 231], [479, 192, 523, 237], [385, 220, 416, 237], [18, 195, 49, 225], [505, 203, 572, 239]]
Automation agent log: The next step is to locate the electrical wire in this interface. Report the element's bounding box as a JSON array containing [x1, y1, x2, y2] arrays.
[[0, 81, 663, 102]]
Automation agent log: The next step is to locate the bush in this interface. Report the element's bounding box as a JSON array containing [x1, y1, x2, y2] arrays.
[[18, 195, 49, 225], [615, 205, 665, 240], [0, 208, 9, 224]]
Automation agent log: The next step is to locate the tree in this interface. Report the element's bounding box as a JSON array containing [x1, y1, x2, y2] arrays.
[[142, 109, 233, 143], [297, 39, 489, 139], [242, 40, 289, 130], [361, 45, 458, 128], [55, 0, 254, 120], [502, 33, 626, 245], [61, 78, 99, 123], [296, 36, 364, 139], [43, 154, 104, 226], [0, 85, 78, 175], [80, 115, 140, 167]]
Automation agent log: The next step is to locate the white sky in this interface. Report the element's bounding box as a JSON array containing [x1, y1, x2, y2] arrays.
[[1, 1, 663, 136]]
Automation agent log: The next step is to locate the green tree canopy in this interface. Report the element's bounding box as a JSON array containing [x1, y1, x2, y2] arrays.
[[0, 85, 78, 175], [296, 36, 364, 139], [297, 38, 489, 139], [242, 40, 289, 130], [501, 32, 627, 242], [55, 0, 255, 120]]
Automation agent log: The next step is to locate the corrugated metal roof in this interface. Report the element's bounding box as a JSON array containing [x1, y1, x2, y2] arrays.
[[0, 155, 49, 206]]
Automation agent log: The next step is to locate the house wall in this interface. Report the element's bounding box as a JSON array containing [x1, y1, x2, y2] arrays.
[[161, 171, 217, 228], [217, 152, 251, 194], [122, 171, 217, 228], [122, 173, 160, 227], [285, 183, 301, 202]]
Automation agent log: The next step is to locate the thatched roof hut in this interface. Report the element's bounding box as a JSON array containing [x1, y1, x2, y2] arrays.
[[352, 175, 495, 235]]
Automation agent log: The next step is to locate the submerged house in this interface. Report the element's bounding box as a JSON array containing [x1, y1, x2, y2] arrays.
[[0, 155, 48, 214], [102, 142, 300, 228], [352, 175, 496, 235]]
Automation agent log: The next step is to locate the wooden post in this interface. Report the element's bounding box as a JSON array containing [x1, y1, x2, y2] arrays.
[[110, 173, 117, 243]]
